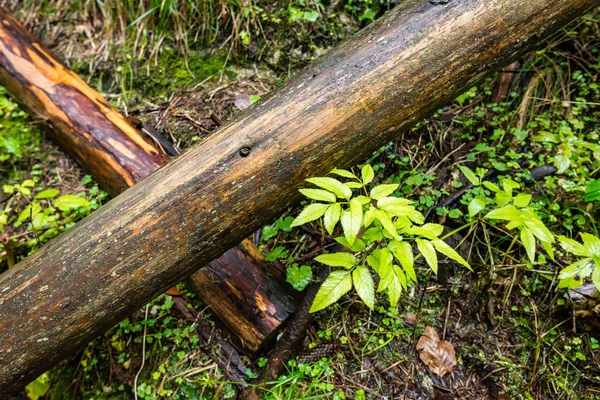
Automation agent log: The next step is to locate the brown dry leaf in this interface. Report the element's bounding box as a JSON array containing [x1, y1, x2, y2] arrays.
[[416, 326, 457, 377], [164, 286, 181, 296]]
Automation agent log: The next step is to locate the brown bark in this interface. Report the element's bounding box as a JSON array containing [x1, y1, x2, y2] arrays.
[[0, 6, 293, 354], [189, 240, 295, 351], [0, 0, 596, 393]]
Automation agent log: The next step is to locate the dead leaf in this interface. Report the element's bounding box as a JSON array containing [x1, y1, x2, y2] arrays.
[[416, 326, 456, 377], [164, 286, 181, 296], [234, 94, 251, 111]]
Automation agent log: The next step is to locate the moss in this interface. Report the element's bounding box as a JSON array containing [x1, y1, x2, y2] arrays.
[[133, 48, 230, 100]]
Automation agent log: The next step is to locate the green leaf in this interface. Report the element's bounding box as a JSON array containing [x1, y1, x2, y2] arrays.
[[495, 191, 513, 207], [299, 188, 337, 203], [431, 239, 471, 270], [25, 372, 51, 400], [558, 258, 593, 289], [376, 197, 412, 207], [482, 181, 500, 192], [557, 235, 591, 257], [310, 270, 353, 312], [363, 207, 377, 228], [303, 10, 319, 22], [369, 184, 399, 200], [555, 154, 570, 174], [362, 226, 383, 244], [386, 266, 406, 306], [366, 250, 380, 271], [53, 195, 91, 211], [18, 203, 42, 222], [585, 179, 600, 202], [592, 267, 600, 292], [501, 181, 513, 197], [376, 197, 419, 218], [306, 177, 352, 199], [513, 194, 531, 208], [361, 165, 375, 185], [459, 166, 479, 186], [541, 239, 555, 261], [330, 168, 358, 180], [580, 233, 600, 257], [335, 236, 366, 252], [34, 189, 59, 199], [484, 205, 520, 221], [393, 265, 407, 290], [323, 203, 341, 235], [291, 203, 329, 227], [388, 240, 416, 281], [408, 223, 444, 240], [521, 214, 553, 243], [370, 248, 392, 276], [341, 198, 363, 245], [314, 252, 356, 268], [286, 265, 313, 291], [468, 198, 486, 217], [416, 238, 438, 274], [352, 266, 375, 310], [354, 195, 371, 205], [375, 209, 400, 240], [520, 227, 536, 263], [275, 216, 295, 232], [346, 182, 364, 189], [265, 246, 288, 261]]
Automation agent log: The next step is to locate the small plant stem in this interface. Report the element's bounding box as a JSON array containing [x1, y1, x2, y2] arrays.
[[133, 304, 149, 400], [404, 271, 432, 396], [15, 188, 41, 246], [440, 220, 478, 241], [501, 234, 519, 266]]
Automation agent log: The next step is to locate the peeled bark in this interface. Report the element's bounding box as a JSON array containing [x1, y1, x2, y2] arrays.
[[0, 6, 294, 354], [0, 0, 595, 392]]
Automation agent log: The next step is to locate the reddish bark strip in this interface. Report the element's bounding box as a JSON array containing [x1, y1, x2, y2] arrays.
[[0, 0, 596, 392]]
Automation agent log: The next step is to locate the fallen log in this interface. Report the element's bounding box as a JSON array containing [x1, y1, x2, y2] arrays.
[[0, 0, 595, 392], [0, 5, 293, 354]]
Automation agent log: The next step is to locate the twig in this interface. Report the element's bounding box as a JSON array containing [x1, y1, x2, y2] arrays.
[[243, 266, 328, 400], [134, 304, 149, 400]]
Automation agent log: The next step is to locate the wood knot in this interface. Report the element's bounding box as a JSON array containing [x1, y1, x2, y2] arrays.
[[239, 146, 251, 157]]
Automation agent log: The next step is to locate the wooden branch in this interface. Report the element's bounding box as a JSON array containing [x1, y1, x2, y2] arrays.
[[188, 241, 295, 351], [0, 0, 595, 392], [0, 5, 293, 354]]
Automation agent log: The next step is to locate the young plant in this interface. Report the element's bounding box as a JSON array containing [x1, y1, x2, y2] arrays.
[[556, 233, 600, 291], [461, 166, 554, 263], [291, 165, 471, 313]]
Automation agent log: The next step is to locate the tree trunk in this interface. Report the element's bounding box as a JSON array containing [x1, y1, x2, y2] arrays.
[[0, 5, 294, 354], [0, 0, 595, 392]]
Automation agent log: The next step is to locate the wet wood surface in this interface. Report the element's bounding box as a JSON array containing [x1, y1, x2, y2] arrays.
[[0, 0, 596, 392], [0, 4, 293, 356]]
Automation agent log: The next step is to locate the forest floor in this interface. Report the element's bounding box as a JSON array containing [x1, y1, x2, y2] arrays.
[[1, 1, 600, 399]]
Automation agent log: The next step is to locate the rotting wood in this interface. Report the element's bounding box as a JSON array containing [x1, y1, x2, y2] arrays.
[[0, 0, 596, 392], [0, 4, 294, 354]]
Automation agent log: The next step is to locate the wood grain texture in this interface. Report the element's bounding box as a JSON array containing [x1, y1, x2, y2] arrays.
[[0, 0, 596, 392], [0, 5, 293, 355]]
